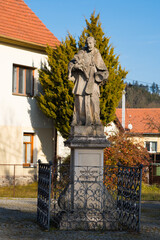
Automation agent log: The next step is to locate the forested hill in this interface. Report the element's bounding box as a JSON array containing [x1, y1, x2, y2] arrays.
[[118, 82, 160, 108]]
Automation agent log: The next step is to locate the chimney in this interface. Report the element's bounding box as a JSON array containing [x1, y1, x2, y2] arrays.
[[122, 90, 125, 129]]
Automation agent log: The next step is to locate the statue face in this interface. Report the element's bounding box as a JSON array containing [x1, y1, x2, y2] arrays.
[[87, 39, 95, 52]]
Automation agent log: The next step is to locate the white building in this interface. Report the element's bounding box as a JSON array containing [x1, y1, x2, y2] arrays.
[[0, 0, 66, 185]]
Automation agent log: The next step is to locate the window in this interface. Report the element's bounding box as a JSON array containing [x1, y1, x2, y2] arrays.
[[153, 165, 160, 176], [12, 65, 34, 96], [150, 153, 160, 177], [23, 133, 34, 167], [145, 141, 157, 153]]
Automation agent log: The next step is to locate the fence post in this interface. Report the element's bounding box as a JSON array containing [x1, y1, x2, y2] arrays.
[[48, 161, 52, 230], [13, 164, 16, 197], [138, 164, 143, 232]]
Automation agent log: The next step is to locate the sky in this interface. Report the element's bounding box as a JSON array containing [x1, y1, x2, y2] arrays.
[[24, 0, 160, 89]]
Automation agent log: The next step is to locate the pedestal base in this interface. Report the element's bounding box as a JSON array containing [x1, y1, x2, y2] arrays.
[[65, 125, 109, 149]]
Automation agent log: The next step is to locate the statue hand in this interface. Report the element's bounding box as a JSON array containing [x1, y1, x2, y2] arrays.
[[68, 73, 75, 82], [69, 76, 75, 82]]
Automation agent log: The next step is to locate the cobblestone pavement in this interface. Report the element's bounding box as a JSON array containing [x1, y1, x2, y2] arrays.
[[0, 198, 159, 240]]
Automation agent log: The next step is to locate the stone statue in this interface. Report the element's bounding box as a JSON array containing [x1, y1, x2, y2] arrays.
[[68, 36, 109, 126]]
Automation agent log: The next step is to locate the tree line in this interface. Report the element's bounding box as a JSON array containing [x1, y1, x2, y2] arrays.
[[119, 81, 160, 108]]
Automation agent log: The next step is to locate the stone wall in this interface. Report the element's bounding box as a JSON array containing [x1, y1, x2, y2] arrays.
[[0, 175, 37, 187]]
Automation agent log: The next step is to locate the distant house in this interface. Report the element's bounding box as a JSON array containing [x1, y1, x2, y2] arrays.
[[116, 108, 160, 184], [0, 0, 61, 185]]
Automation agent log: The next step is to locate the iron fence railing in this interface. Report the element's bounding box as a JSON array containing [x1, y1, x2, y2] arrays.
[[37, 162, 143, 232]]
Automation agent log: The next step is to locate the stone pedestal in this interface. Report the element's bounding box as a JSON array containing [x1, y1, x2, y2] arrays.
[[65, 125, 109, 183], [64, 125, 110, 213]]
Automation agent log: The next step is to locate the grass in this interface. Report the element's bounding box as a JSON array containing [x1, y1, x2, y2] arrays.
[[0, 181, 160, 200], [0, 182, 38, 198], [141, 182, 160, 201]]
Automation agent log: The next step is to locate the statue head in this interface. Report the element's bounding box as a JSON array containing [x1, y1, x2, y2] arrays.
[[86, 37, 96, 52]]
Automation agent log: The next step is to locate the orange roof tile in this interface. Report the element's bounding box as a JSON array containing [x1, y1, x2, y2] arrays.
[[116, 108, 160, 134], [0, 0, 60, 48]]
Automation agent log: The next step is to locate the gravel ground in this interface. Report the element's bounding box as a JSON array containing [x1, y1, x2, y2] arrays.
[[0, 198, 159, 240]]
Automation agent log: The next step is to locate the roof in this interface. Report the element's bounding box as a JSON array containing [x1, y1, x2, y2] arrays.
[[0, 0, 60, 48], [116, 108, 160, 134]]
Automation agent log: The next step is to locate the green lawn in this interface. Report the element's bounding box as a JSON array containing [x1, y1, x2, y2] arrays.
[[141, 182, 160, 201], [0, 182, 38, 198], [0, 181, 160, 200]]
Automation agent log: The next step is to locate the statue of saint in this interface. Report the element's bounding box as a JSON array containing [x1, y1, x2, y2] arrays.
[[68, 36, 109, 126]]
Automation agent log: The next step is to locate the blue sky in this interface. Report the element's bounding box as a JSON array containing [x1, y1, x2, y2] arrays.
[[25, 0, 160, 88]]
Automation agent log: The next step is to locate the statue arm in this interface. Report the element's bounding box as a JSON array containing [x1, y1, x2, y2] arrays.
[[94, 50, 109, 84], [68, 50, 89, 81], [68, 61, 76, 82]]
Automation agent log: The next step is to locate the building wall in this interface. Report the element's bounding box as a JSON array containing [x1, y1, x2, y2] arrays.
[[0, 43, 54, 185], [104, 121, 119, 137], [130, 135, 160, 152], [57, 131, 70, 158], [143, 135, 160, 152]]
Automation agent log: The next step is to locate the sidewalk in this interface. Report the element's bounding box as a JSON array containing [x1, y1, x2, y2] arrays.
[[0, 198, 159, 240]]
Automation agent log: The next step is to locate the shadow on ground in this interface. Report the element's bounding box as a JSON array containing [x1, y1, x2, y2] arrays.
[[0, 199, 159, 240]]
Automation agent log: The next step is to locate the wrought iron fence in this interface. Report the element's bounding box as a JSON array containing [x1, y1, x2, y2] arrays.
[[117, 164, 143, 231], [37, 160, 52, 230], [37, 162, 143, 232]]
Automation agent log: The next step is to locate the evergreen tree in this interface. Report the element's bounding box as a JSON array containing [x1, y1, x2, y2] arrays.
[[150, 82, 159, 95], [37, 12, 128, 138], [36, 35, 77, 138]]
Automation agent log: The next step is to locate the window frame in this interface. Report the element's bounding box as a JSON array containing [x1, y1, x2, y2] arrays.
[[145, 141, 157, 153], [12, 64, 35, 97], [23, 133, 34, 167]]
